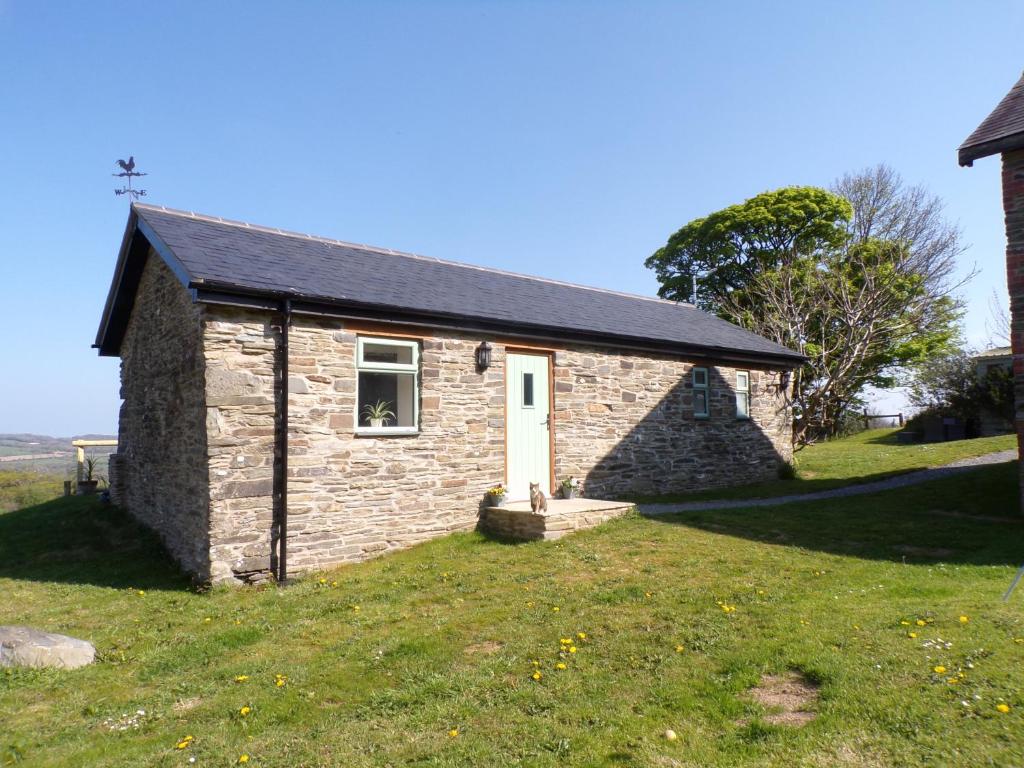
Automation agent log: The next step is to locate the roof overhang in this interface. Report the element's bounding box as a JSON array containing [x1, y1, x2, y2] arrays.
[[93, 206, 196, 356], [958, 133, 1024, 167]]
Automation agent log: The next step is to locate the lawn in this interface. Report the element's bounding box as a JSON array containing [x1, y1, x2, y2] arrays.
[[2, 462, 1024, 766], [0, 469, 65, 513], [627, 429, 1018, 504]]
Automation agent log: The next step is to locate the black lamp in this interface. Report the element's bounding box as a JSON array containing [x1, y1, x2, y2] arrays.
[[780, 370, 791, 390], [475, 341, 492, 370]]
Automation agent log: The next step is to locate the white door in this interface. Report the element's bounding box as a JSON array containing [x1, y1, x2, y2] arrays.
[[506, 352, 552, 501]]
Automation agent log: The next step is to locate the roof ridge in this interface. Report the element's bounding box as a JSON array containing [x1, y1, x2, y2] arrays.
[[132, 202, 694, 309]]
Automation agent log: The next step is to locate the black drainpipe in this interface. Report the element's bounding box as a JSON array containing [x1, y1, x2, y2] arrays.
[[275, 299, 292, 585]]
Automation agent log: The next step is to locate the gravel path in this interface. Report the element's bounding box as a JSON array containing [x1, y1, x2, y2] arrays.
[[639, 450, 1018, 516]]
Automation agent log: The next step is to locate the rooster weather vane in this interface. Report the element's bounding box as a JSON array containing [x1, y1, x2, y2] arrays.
[[113, 156, 147, 200]]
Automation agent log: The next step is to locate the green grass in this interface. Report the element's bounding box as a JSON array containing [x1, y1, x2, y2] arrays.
[[0, 469, 65, 513], [2, 463, 1024, 766], [627, 429, 1018, 504]]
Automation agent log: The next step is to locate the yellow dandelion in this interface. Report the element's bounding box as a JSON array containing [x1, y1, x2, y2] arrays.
[[532, 671, 542, 681], [275, 674, 288, 687], [234, 675, 249, 683], [238, 756, 250, 764], [556, 662, 567, 670], [560, 638, 572, 645], [645, 592, 653, 598], [933, 666, 946, 674], [448, 728, 459, 738], [204, 617, 212, 623], [318, 578, 327, 584], [1015, 638, 1024, 644], [900, 620, 910, 626], [757, 589, 765, 595], [916, 619, 926, 626], [552, 606, 560, 612], [577, 632, 586, 640], [996, 703, 1011, 713], [959, 615, 969, 624], [331, 581, 338, 588], [351, 605, 360, 611], [908, 632, 918, 639], [947, 677, 959, 684], [175, 735, 194, 750], [137, 590, 146, 597], [526, 601, 534, 607], [240, 705, 252, 716], [675, 645, 684, 653]]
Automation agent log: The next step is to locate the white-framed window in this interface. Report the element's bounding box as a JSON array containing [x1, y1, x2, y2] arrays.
[[735, 371, 750, 419], [692, 366, 709, 418], [355, 337, 419, 434]]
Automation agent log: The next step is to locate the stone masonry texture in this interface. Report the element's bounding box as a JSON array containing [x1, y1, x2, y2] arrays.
[[1002, 149, 1024, 511], [115, 254, 210, 577], [117, 263, 794, 583]]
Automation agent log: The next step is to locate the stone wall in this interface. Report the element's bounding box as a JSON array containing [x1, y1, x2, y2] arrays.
[[200, 308, 792, 582], [116, 253, 210, 578], [553, 348, 792, 497], [1002, 148, 1024, 510]]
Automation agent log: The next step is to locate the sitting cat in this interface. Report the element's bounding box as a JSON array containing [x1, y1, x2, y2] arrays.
[[529, 481, 548, 513]]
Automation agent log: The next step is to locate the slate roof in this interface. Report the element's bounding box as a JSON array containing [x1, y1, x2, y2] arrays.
[[95, 203, 803, 365], [959, 71, 1024, 166]]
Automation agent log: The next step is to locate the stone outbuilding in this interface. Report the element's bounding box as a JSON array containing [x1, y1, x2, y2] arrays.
[[960, 71, 1024, 510], [95, 204, 801, 583]]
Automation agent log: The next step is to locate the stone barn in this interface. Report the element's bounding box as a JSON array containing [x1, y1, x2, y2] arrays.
[[95, 203, 800, 584], [960, 70, 1024, 511]]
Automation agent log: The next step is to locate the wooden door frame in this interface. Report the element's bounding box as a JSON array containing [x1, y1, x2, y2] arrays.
[[504, 347, 556, 495]]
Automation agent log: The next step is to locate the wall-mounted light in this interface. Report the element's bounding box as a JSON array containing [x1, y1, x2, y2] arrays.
[[475, 341, 492, 370], [780, 370, 791, 390]]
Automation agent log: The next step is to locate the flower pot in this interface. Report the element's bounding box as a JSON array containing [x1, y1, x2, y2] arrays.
[[369, 418, 384, 428], [561, 487, 579, 499], [488, 494, 508, 508], [77, 480, 99, 495]]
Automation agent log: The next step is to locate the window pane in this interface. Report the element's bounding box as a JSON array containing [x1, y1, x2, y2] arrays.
[[736, 392, 749, 419], [693, 368, 707, 387], [362, 342, 413, 366], [736, 371, 749, 391], [694, 390, 707, 416], [358, 371, 416, 427], [523, 373, 534, 407]]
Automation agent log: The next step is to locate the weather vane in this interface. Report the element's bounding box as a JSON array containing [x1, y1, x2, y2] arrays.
[[113, 156, 147, 200]]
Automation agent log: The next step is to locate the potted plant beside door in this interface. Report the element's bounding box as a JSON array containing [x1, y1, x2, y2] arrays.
[[362, 400, 396, 428], [486, 484, 508, 507], [560, 476, 582, 499]]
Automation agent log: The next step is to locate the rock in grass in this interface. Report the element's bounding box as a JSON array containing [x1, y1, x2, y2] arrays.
[[0, 626, 95, 670]]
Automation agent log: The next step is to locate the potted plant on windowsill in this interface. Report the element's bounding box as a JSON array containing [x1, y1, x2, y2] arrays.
[[78, 457, 100, 495], [486, 484, 508, 507], [560, 476, 582, 499], [362, 400, 396, 429]]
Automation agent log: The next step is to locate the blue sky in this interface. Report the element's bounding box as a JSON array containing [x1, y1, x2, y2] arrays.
[[1, 1, 1021, 435]]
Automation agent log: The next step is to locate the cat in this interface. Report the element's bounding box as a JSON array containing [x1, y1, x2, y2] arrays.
[[529, 482, 548, 513]]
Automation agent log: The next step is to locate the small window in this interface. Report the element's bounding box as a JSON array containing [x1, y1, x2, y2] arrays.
[[736, 371, 750, 419], [523, 372, 534, 407], [692, 367, 709, 418], [356, 337, 419, 433]]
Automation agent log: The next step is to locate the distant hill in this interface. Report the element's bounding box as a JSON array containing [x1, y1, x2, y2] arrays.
[[0, 433, 117, 475]]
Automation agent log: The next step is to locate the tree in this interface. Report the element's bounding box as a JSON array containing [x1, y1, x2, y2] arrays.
[[645, 167, 964, 445], [908, 349, 1014, 432]]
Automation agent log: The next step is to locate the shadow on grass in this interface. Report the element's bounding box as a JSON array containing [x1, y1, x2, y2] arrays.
[[622, 466, 929, 505], [644, 462, 1023, 567], [0, 496, 190, 589]]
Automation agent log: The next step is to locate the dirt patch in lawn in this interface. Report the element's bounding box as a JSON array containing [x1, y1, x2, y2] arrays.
[[744, 671, 820, 726], [463, 641, 503, 655]]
